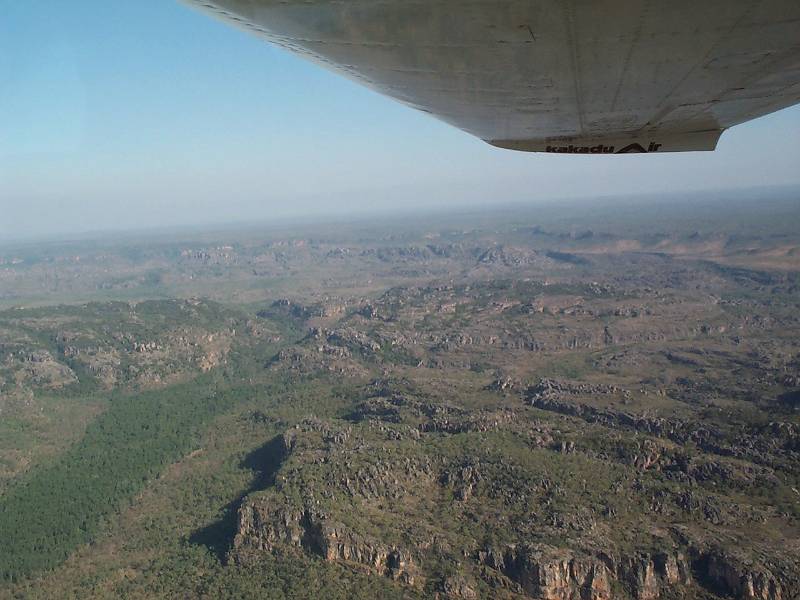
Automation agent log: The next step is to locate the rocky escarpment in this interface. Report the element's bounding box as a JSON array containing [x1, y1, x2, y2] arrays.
[[700, 550, 786, 600], [478, 545, 614, 599], [351, 389, 517, 436], [231, 502, 416, 585], [228, 416, 798, 600], [230, 421, 424, 585], [2, 348, 78, 390], [475, 543, 793, 600], [525, 379, 798, 471], [477, 545, 692, 600]]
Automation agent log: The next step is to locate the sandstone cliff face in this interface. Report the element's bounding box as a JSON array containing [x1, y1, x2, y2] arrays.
[[232, 501, 415, 585], [507, 550, 611, 600], [472, 542, 794, 600], [617, 552, 692, 600], [704, 551, 783, 600], [233, 501, 306, 551], [477, 545, 692, 600], [313, 521, 415, 585]]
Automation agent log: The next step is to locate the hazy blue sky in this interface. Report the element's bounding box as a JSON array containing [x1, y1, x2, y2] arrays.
[[1, 0, 799, 241]]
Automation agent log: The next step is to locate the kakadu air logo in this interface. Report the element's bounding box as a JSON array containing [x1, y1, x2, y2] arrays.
[[545, 142, 663, 154], [616, 142, 663, 153]]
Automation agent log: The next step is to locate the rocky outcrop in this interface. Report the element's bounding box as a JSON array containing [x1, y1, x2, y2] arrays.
[[617, 552, 692, 599], [7, 349, 78, 389], [525, 380, 794, 471], [438, 574, 478, 599], [702, 551, 783, 600], [478, 545, 613, 599], [229, 416, 797, 600], [474, 245, 551, 268], [268, 346, 369, 377], [477, 545, 692, 600], [440, 463, 482, 501], [232, 502, 415, 585], [351, 392, 516, 436], [312, 521, 415, 584]]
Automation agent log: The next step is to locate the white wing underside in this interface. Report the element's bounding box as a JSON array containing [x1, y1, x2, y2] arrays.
[[186, 0, 800, 153]]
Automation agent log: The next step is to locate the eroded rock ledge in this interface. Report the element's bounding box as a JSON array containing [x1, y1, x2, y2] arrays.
[[477, 544, 691, 600], [231, 501, 416, 585]]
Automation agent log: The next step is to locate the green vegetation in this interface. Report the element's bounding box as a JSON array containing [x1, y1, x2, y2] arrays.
[[0, 375, 246, 581]]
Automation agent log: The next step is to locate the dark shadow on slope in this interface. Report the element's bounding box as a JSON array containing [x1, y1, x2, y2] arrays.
[[190, 434, 286, 561], [545, 250, 590, 265], [189, 498, 241, 561], [778, 389, 800, 410]]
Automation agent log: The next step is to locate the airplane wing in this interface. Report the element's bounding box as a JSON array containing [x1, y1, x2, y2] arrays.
[[184, 0, 800, 153]]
